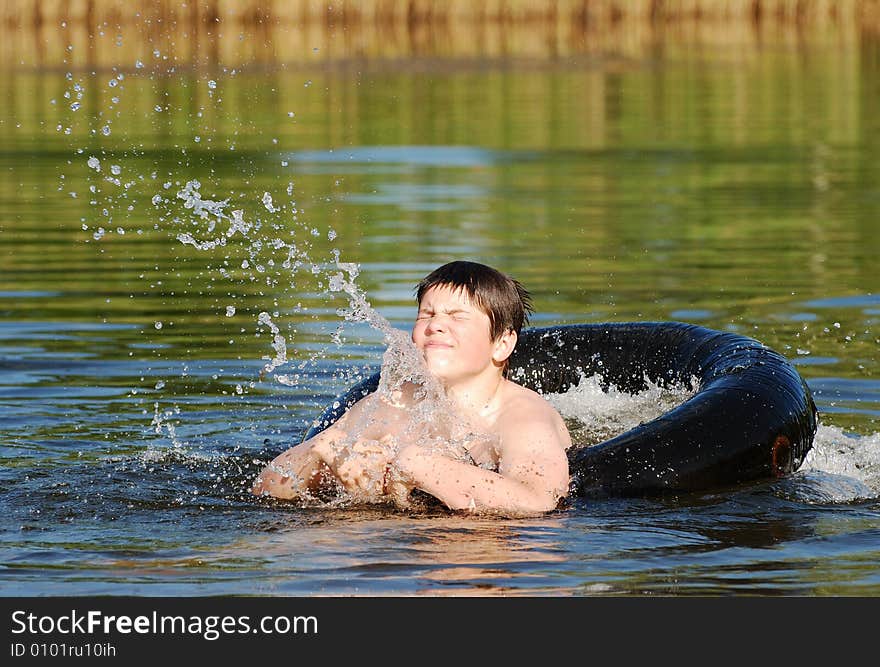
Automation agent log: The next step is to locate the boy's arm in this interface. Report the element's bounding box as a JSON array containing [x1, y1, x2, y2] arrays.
[[391, 414, 570, 514], [250, 425, 343, 499], [251, 393, 397, 500]]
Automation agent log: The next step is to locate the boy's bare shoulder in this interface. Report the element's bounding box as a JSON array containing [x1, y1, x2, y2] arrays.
[[500, 382, 572, 447], [503, 380, 559, 415]]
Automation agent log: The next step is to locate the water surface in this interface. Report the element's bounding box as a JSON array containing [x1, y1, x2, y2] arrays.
[[1, 33, 879, 595]]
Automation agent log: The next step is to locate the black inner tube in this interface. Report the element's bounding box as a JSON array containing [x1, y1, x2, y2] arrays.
[[304, 322, 818, 497]]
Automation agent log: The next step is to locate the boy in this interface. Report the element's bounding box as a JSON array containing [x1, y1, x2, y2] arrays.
[[251, 261, 572, 514]]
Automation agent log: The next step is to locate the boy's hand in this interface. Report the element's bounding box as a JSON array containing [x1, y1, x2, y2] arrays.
[[328, 439, 397, 498]]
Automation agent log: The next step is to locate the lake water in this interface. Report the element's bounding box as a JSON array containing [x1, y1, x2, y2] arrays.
[[1, 28, 879, 596]]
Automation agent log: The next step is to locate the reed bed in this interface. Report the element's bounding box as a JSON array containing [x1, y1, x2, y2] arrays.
[[1, 0, 878, 68]]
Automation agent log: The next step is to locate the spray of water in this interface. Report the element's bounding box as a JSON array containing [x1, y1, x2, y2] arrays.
[[162, 178, 492, 505], [546, 373, 699, 448], [794, 424, 880, 502]]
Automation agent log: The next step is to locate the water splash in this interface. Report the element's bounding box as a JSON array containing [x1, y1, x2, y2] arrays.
[[256, 311, 287, 376], [156, 176, 480, 503], [150, 402, 186, 449], [546, 373, 698, 447], [789, 424, 880, 502], [172, 180, 250, 250]]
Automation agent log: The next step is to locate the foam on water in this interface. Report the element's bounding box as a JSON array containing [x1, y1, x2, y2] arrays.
[[790, 424, 880, 503], [545, 373, 698, 447]]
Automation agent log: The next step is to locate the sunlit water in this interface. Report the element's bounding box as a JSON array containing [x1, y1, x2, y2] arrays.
[[1, 33, 879, 595]]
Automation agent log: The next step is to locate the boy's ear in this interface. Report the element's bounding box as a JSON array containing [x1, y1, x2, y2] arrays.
[[492, 329, 517, 364]]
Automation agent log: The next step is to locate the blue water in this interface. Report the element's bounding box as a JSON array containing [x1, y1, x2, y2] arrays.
[[2, 304, 879, 595]]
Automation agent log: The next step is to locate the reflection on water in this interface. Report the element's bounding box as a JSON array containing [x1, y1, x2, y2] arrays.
[[3, 0, 876, 70], [227, 514, 569, 596], [1, 14, 879, 595]]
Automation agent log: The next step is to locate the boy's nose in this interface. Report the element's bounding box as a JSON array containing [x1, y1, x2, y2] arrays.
[[425, 316, 446, 333]]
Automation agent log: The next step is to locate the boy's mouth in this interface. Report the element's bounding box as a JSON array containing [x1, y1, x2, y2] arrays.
[[423, 340, 453, 349]]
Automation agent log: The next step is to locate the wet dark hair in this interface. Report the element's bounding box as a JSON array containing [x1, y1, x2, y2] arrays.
[[415, 261, 533, 340]]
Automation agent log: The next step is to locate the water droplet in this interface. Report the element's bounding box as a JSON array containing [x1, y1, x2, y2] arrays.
[[87, 156, 101, 171], [108, 79, 118, 88], [226, 306, 236, 317], [101, 125, 111, 136], [261, 192, 276, 212], [135, 59, 144, 69], [110, 165, 121, 175], [208, 80, 217, 89], [155, 380, 165, 389], [70, 102, 80, 111], [154, 321, 163, 329]]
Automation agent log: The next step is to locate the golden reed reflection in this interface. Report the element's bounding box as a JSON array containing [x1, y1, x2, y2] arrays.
[[382, 514, 570, 596], [220, 511, 570, 596], [2, 0, 879, 69]]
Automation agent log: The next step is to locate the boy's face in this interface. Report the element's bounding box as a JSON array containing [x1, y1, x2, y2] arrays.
[[412, 284, 500, 384]]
